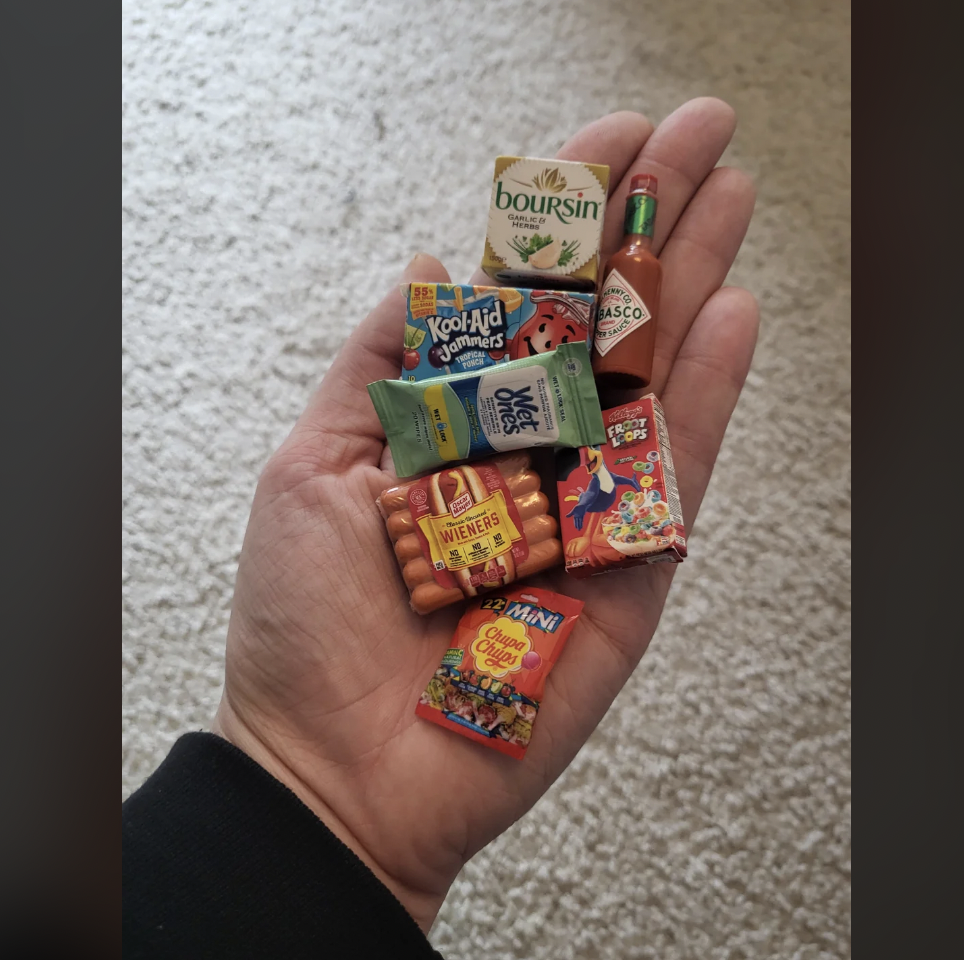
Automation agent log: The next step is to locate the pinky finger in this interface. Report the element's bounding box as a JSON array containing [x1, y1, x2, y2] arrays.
[[658, 286, 760, 529]]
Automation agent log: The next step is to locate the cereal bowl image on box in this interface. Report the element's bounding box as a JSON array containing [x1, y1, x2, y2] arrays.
[[600, 488, 676, 556], [556, 396, 687, 577]]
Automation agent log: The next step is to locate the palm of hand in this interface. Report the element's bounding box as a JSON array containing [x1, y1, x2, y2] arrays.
[[216, 101, 759, 931]]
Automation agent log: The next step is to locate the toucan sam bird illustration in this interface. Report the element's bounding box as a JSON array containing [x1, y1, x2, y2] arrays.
[[563, 445, 640, 560]]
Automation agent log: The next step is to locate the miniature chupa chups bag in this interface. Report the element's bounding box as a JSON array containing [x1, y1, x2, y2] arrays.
[[416, 587, 584, 759]]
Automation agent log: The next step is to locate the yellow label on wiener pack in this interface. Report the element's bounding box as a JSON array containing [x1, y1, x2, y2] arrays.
[[416, 490, 521, 571]]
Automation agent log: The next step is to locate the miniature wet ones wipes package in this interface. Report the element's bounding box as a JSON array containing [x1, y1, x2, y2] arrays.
[[369, 341, 606, 479], [400, 283, 596, 381], [556, 395, 687, 577]]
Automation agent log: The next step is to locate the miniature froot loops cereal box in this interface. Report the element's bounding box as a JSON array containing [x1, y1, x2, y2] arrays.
[[400, 283, 596, 382], [555, 396, 687, 577], [415, 587, 584, 759]]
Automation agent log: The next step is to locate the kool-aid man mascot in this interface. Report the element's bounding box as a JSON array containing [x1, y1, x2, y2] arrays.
[[506, 290, 593, 359]]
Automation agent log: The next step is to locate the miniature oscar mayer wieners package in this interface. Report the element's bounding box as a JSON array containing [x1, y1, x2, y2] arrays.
[[400, 283, 596, 381], [482, 157, 610, 291], [368, 341, 605, 479], [416, 587, 584, 759], [556, 396, 687, 577], [376, 452, 562, 615]]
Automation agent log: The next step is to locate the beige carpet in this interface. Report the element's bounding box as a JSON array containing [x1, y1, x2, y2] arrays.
[[122, 1, 851, 956]]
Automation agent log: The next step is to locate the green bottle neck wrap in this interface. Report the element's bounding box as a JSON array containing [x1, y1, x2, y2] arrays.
[[624, 194, 657, 238]]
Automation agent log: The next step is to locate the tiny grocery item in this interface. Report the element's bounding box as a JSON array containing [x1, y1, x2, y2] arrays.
[[591, 174, 663, 392], [376, 452, 562, 614], [482, 156, 610, 291], [400, 283, 595, 381], [556, 395, 686, 577], [415, 586, 584, 759], [368, 341, 606, 479]]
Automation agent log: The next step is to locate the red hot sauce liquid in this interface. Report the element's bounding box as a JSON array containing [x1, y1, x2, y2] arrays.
[[591, 174, 662, 393]]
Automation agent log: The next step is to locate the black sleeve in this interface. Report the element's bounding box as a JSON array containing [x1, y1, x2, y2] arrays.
[[123, 732, 444, 959]]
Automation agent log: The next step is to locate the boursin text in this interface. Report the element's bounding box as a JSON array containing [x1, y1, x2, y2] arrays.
[[425, 300, 507, 364], [495, 182, 600, 224], [607, 416, 649, 449]]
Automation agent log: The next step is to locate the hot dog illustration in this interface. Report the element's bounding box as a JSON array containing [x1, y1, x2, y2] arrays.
[[427, 464, 516, 595]]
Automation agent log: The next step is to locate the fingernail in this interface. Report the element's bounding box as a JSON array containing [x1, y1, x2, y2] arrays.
[[401, 252, 423, 276], [401, 252, 437, 281]]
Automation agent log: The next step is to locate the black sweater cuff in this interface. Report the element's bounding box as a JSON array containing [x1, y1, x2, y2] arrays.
[[123, 732, 443, 959]]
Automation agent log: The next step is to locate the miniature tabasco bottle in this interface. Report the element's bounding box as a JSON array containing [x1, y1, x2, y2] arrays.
[[591, 174, 662, 391]]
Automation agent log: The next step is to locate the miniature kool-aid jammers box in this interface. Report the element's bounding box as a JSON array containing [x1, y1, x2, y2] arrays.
[[556, 396, 687, 578], [400, 283, 595, 381]]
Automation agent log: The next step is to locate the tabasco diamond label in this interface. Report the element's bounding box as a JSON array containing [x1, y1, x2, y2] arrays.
[[593, 269, 652, 356]]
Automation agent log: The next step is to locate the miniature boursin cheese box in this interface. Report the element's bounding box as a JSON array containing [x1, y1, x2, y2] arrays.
[[400, 283, 596, 381], [555, 395, 687, 577], [481, 157, 610, 292]]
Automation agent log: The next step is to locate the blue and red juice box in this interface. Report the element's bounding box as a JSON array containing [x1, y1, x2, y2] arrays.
[[400, 283, 595, 381]]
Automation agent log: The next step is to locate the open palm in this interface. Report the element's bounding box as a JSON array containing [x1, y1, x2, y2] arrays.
[[214, 99, 759, 932]]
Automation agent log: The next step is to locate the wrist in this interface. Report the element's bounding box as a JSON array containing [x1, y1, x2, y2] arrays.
[[212, 699, 449, 933]]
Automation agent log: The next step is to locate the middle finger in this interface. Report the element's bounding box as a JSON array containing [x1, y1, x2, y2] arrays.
[[601, 96, 738, 262], [648, 164, 756, 395]]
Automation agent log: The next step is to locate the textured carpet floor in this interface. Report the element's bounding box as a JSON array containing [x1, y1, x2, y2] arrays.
[[122, 1, 851, 957]]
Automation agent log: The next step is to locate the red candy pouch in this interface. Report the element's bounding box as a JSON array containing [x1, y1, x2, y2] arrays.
[[415, 586, 584, 759]]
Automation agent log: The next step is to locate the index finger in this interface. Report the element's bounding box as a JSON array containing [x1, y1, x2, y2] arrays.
[[601, 97, 737, 262]]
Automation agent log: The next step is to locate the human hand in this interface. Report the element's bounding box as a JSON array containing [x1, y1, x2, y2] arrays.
[[213, 98, 759, 932]]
